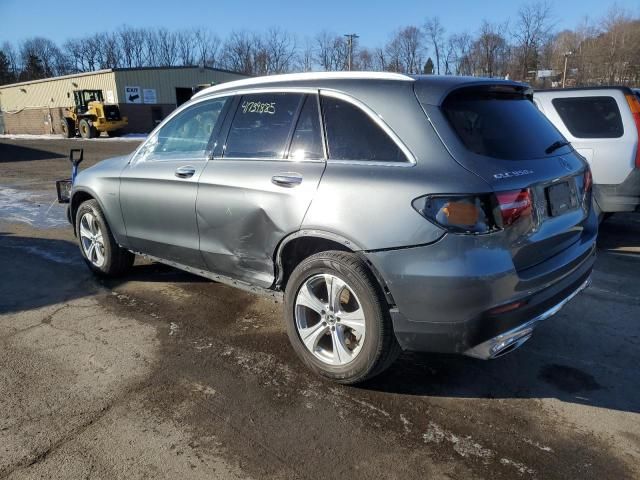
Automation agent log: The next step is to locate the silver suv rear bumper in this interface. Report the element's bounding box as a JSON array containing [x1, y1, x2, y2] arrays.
[[464, 276, 591, 360]]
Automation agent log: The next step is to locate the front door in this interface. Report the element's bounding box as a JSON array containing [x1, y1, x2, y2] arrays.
[[120, 97, 229, 268], [197, 92, 326, 288]]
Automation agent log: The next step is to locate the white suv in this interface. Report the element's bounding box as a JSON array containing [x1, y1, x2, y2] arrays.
[[534, 87, 640, 217]]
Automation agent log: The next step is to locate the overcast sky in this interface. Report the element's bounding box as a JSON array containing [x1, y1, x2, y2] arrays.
[[2, 0, 638, 47]]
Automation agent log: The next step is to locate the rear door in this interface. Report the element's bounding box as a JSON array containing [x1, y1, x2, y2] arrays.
[[196, 91, 326, 288], [537, 90, 637, 185], [420, 84, 592, 273], [119, 97, 228, 268]]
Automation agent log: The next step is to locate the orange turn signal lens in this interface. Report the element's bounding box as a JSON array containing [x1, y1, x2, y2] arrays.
[[442, 201, 480, 226]]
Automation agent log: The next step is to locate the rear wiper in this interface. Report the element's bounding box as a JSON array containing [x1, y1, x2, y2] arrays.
[[545, 140, 571, 154]]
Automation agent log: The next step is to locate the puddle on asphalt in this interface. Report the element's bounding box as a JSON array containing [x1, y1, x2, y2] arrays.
[[0, 186, 69, 228]]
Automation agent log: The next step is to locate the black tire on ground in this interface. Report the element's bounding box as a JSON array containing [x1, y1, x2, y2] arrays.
[[284, 250, 401, 384], [61, 118, 75, 138], [78, 119, 96, 139], [107, 129, 123, 137], [75, 199, 134, 277]]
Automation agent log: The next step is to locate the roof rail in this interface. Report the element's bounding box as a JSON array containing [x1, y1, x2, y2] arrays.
[[193, 71, 414, 98]]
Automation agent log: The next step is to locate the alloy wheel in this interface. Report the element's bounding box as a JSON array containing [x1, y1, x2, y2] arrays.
[[295, 273, 366, 366], [79, 212, 105, 267]]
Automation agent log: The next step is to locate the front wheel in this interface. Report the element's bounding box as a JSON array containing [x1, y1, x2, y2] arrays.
[[78, 119, 96, 139], [284, 251, 401, 384], [76, 199, 134, 277]]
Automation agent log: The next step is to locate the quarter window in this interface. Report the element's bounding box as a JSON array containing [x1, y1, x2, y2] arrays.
[[552, 96, 624, 139], [224, 93, 303, 159], [288, 96, 324, 160], [142, 98, 227, 159], [321, 96, 407, 162]]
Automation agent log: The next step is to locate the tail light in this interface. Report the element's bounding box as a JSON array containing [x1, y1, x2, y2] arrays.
[[495, 189, 532, 227], [412, 194, 499, 234], [583, 169, 592, 205], [413, 189, 533, 235], [624, 94, 640, 169]]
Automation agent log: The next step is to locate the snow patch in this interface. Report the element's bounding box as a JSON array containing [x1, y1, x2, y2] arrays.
[[500, 457, 536, 475], [192, 382, 216, 396], [3, 244, 81, 265], [0, 186, 68, 228], [169, 322, 179, 336], [422, 422, 494, 461]]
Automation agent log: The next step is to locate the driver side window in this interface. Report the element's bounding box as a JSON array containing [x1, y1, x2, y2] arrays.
[[139, 97, 227, 161]]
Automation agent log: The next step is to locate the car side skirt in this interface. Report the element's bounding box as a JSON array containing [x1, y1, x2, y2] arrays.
[[130, 250, 284, 300]]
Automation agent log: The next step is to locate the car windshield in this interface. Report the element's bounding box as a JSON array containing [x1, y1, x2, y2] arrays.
[[442, 87, 571, 160]]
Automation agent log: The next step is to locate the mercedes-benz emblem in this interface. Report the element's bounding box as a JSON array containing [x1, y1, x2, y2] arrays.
[[559, 157, 572, 171]]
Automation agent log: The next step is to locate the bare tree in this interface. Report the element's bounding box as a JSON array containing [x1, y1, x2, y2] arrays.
[[193, 28, 221, 67], [177, 30, 196, 66], [20, 37, 63, 76], [384, 36, 403, 72], [355, 47, 375, 71], [144, 28, 160, 66], [2, 41, 20, 78], [424, 17, 445, 74], [296, 37, 315, 72], [262, 27, 297, 74], [315, 31, 348, 71], [157, 28, 179, 66], [449, 32, 474, 75], [473, 21, 510, 77], [98, 32, 121, 69], [221, 30, 255, 74], [512, 1, 554, 80], [394, 26, 424, 74]]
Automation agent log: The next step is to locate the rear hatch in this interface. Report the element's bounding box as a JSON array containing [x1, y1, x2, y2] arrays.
[[418, 82, 593, 273]]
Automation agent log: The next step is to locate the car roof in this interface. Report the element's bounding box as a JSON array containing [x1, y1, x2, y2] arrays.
[[193, 71, 528, 106]]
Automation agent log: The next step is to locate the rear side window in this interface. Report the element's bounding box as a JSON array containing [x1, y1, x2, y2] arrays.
[[552, 96, 624, 139], [321, 96, 408, 162], [288, 96, 324, 160], [442, 87, 570, 160], [224, 93, 302, 159]]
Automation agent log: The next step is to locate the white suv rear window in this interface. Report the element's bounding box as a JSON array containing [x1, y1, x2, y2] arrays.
[[552, 96, 624, 139]]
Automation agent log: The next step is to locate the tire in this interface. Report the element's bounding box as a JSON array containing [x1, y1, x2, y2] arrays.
[[78, 119, 96, 139], [61, 118, 75, 138], [284, 250, 401, 384], [107, 129, 123, 137], [75, 199, 134, 277]]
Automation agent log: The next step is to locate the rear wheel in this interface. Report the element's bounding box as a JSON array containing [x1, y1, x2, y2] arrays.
[[107, 129, 123, 137], [76, 199, 134, 277], [78, 119, 96, 139], [284, 251, 401, 384], [61, 118, 75, 138]]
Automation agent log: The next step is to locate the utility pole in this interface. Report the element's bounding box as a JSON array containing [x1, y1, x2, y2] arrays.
[[562, 51, 573, 88], [344, 33, 359, 71]]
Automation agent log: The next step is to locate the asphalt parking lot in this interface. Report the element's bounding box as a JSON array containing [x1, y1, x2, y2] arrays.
[[1, 136, 639, 480]]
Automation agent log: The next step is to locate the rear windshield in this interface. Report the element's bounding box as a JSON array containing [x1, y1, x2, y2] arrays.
[[442, 87, 570, 160], [552, 96, 624, 139]]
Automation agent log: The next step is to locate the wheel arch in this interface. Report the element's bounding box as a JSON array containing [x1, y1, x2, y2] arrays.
[[274, 230, 395, 306], [70, 188, 109, 236]]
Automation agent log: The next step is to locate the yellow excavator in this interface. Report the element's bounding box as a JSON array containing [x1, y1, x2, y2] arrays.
[[61, 89, 128, 138]]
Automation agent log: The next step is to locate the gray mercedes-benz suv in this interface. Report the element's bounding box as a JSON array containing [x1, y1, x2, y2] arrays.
[[68, 72, 597, 384]]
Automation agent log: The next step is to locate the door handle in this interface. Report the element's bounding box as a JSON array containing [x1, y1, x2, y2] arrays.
[[271, 173, 303, 187], [175, 166, 196, 178]]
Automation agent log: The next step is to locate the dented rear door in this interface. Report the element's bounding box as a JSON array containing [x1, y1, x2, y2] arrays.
[[196, 92, 326, 288]]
